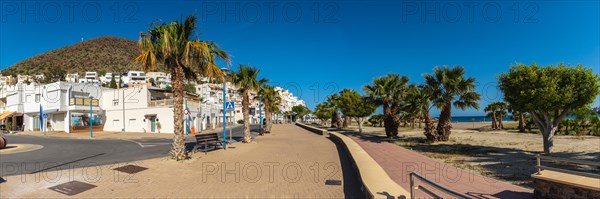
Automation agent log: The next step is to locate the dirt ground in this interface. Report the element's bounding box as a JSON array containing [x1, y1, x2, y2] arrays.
[[345, 122, 600, 188]]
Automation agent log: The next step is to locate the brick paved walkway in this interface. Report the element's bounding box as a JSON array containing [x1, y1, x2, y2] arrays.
[[0, 124, 358, 198], [343, 132, 533, 199]]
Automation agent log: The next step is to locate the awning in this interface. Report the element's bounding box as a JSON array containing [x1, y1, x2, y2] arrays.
[[0, 111, 15, 120]]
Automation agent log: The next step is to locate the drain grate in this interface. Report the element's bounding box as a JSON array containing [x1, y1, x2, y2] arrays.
[[325, 179, 342, 186], [48, 180, 97, 196], [113, 165, 148, 174]]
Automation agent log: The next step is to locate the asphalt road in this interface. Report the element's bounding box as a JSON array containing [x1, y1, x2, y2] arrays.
[[0, 125, 258, 177]]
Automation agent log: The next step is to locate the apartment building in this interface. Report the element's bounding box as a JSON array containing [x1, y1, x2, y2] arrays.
[[146, 72, 171, 88], [65, 73, 79, 83], [0, 82, 103, 132], [122, 71, 147, 85], [0, 78, 300, 134], [99, 73, 121, 85], [83, 71, 99, 83]]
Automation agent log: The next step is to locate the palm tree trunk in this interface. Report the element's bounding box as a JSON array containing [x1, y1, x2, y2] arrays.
[[169, 63, 187, 160], [242, 90, 251, 143], [390, 102, 401, 137], [436, 104, 452, 141], [498, 113, 504, 129], [423, 112, 437, 141], [382, 103, 393, 137], [491, 112, 498, 129], [342, 116, 350, 128], [264, 101, 272, 133], [518, 113, 525, 132]]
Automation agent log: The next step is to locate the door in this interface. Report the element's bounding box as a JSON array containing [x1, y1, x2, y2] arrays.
[[150, 117, 156, 132]]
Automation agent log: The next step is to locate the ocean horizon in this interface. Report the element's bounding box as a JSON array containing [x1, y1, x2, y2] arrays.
[[448, 114, 600, 123], [446, 116, 512, 123]]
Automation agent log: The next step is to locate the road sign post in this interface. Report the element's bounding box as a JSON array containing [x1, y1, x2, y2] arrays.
[[225, 101, 235, 144]]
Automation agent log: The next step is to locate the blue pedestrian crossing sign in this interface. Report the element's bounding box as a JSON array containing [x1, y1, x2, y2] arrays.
[[225, 101, 235, 112], [42, 113, 48, 119]]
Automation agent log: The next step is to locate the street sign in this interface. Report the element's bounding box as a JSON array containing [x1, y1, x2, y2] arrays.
[[42, 113, 49, 119], [225, 101, 235, 112]]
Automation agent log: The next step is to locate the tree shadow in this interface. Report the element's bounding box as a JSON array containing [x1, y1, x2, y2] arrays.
[[339, 131, 599, 190], [406, 142, 599, 188]]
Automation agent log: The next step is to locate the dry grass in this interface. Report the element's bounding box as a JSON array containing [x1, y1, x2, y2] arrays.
[[347, 123, 600, 188]]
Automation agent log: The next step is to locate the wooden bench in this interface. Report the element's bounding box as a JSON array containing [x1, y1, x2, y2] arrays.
[[193, 133, 223, 154]]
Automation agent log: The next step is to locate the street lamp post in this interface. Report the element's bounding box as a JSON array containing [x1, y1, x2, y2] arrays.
[[259, 95, 262, 132], [185, 96, 189, 136], [221, 68, 228, 150], [89, 96, 93, 139]]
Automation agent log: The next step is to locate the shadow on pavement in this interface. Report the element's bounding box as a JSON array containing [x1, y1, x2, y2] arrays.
[[328, 136, 365, 199]]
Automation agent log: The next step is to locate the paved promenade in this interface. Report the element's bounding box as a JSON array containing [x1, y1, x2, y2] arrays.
[[0, 124, 357, 198], [343, 132, 533, 199]]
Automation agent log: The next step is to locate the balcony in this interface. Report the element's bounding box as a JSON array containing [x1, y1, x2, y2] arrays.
[[69, 98, 99, 107], [148, 99, 174, 107]]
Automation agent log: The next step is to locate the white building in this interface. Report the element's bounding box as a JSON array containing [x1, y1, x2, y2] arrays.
[[82, 72, 99, 83], [122, 71, 147, 85], [65, 73, 79, 83], [146, 72, 171, 88], [0, 75, 14, 86], [99, 73, 121, 85], [17, 75, 33, 84], [1, 82, 103, 132]]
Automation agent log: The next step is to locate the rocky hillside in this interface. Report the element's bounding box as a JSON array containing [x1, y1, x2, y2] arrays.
[[2, 36, 141, 76]]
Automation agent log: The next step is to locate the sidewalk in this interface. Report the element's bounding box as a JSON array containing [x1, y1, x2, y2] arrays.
[[342, 132, 533, 199], [0, 124, 351, 198]]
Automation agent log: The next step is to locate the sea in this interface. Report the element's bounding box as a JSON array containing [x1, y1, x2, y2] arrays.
[[449, 114, 600, 123], [449, 116, 512, 123]]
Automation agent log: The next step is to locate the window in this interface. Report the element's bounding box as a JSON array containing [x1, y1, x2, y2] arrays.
[[129, 119, 136, 126], [113, 100, 119, 106], [35, 94, 41, 103]]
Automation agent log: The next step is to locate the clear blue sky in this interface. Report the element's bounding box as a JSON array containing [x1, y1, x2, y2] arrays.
[[1, 0, 599, 116]]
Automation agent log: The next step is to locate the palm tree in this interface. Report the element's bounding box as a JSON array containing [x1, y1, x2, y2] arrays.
[[314, 102, 333, 125], [363, 74, 410, 137], [507, 103, 526, 132], [424, 66, 481, 141], [326, 94, 343, 128], [230, 65, 268, 143], [256, 85, 281, 133], [405, 84, 435, 139], [496, 102, 507, 129], [484, 103, 499, 129], [134, 15, 230, 160]]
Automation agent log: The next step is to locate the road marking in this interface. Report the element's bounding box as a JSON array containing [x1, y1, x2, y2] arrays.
[[121, 139, 170, 148]]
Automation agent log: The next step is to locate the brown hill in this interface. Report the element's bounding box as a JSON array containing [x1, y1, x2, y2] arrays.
[[2, 36, 141, 76]]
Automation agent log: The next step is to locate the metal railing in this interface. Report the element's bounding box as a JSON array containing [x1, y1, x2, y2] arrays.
[[535, 155, 600, 178], [409, 172, 472, 199]]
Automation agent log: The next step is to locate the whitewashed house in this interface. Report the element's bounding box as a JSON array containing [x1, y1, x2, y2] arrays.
[[18, 82, 104, 133], [82, 72, 99, 83], [122, 71, 147, 85], [99, 73, 121, 85], [65, 73, 79, 83]]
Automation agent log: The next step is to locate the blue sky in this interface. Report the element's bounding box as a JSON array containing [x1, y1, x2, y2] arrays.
[[1, 0, 599, 116]]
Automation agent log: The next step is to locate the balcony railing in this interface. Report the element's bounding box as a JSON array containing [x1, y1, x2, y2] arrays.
[[148, 99, 174, 107], [69, 98, 99, 106]]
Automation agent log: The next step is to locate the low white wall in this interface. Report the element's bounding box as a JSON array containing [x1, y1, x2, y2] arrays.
[[103, 107, 175, 133]]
